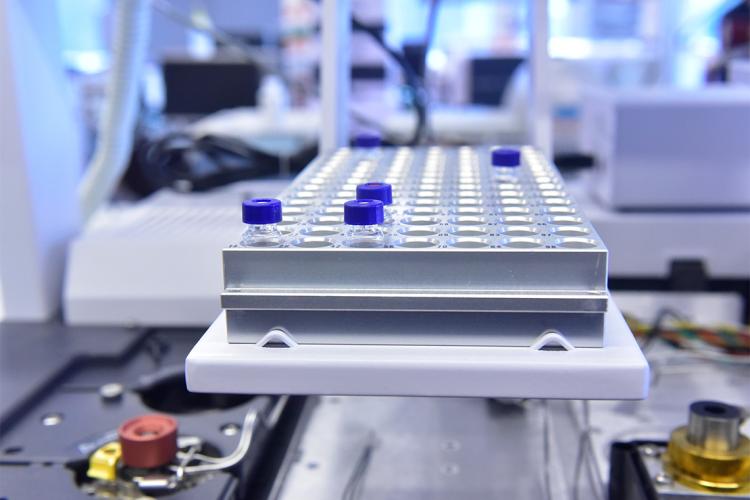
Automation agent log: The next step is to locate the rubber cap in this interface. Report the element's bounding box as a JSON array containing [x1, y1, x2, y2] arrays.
[[491, 147, 521, 167], [118, 414, 178, 468], [242, 198, 282, 224], [344, 199, 384, 225], [356, 182, 393, 205], [354, 133, 381, 148]]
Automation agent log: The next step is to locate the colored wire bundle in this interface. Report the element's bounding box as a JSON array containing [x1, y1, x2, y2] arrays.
[[625, 309, 750, 363]]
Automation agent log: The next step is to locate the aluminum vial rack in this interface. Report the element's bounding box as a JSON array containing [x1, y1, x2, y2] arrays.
[[222, 146, 609, 348]]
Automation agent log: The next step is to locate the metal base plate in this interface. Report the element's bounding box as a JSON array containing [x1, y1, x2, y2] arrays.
[[186, 300, 649, 399], [226, 309, 605, 347]]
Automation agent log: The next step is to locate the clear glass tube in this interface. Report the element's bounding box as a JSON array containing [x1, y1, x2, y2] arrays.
[[240, 224, 283, 247], [344, 224, 385, 248], [493, 166, 520, 178], [383, 206, 395, 225]]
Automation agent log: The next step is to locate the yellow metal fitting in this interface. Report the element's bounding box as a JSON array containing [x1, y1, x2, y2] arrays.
[[663, 401, 750, 493], [86, 441, 122, 481]]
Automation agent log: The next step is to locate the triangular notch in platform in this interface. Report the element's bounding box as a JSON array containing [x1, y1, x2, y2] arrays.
[[530, 330, 575, 351], [256, 328, 298, 348]]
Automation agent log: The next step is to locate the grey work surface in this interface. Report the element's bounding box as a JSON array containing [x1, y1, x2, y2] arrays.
[[262, 292, 748, 499], [273, 334, 749, 500], [0, 322, 145, 422], [0, 321, 302, 500], [276, 396, 586, 500]]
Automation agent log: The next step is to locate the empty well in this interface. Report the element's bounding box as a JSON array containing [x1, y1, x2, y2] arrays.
[[543, 206, 576, 215], [405, 207, 441, 216], [450, 207, 485, 215], [449, 216, 487, 226], [449, 226, 488, 237], [555, 237, 598, 249], [288, 198, 313, 206], [394, 237, 440, 248], [312, 216, 343, 226], [548, 216, 584, 226], [399, 227, 440, 237], [500, 216, 535, 225], [410, 199, 440, 207], [292, 237, 335, 248], [499, 198, 527, 206], [302, 227, 340, 237], [402, 216, 439, 226], [501, 237, 544, 249], [550, 226, 590, 237], [500, 226, 539, 236], [497, 206, 531, 215], [284, 207, 306, 216], [543, 198, 572, 206], [449, 237, 490, 248]]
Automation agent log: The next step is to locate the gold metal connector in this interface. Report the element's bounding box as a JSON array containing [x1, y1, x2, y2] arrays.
[[663, 401, 750, 493], [86, 442, 122, 482]]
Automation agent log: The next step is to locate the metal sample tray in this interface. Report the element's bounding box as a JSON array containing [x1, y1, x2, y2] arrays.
[[222, 146, 610, 347], [226, 146, 608, 296], [226, 309, 605, 347]]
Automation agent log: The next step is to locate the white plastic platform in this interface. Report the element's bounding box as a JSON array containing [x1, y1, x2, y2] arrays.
[[186, 300, 649, 399]]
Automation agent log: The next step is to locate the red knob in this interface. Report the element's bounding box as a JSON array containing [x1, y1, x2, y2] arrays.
[[118, 414, 178, 468]]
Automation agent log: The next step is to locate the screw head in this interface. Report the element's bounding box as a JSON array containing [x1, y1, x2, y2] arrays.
[[654, 472, 672, 485], [99, 382, 124, 401], [41, 412, 63, 426], [642, 445, 659, 457], [220, 423, 241, 437]]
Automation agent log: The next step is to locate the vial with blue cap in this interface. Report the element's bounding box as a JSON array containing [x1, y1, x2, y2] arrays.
[[491, 147, 521, 179], [354, 133, 382, 162], [356, 182, 394, 225], [343, 199, 385, 248], [240, 198, 284, 247]]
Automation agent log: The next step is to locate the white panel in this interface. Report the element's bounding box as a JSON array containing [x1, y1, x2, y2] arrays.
[[186, 301, 649, 399], [0, 0, 83, 320]]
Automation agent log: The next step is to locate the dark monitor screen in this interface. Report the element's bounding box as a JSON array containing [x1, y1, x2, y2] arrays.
[[470, 57, 524, 106], [162, 59, 261, 115]]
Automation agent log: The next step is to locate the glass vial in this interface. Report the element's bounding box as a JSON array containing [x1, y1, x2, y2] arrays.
[[343, 199, 385, 248], [491, 147, 521, 178], [240, 198, 284, 247], [356, 182, 394, 225]]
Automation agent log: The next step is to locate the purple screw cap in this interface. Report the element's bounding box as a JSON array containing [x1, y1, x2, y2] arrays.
[[491, 147, 521, 167], [242, 198, 282, 224], [356, 182, 393, 205], [344, 199, 384, 225], [355, 133, 381, 148]]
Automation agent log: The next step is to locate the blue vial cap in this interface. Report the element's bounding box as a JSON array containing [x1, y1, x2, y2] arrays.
[[242, 198, 282, 224], [355, 133, 381, 148], [344, 199, 384, 225], [491, 147, 521, 167], [356, 182, 393, 205]]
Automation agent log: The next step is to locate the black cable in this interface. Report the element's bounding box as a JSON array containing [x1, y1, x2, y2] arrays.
[[640, 308, 688, 352], [124, 131, 318, 196], [351, 17, 428, 145]]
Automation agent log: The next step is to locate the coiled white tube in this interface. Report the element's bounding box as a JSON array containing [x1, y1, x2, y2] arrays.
[[78, 0, 151, 221]]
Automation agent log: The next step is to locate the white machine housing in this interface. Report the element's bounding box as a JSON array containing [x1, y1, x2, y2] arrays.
[[580, 86, 750, 210]]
